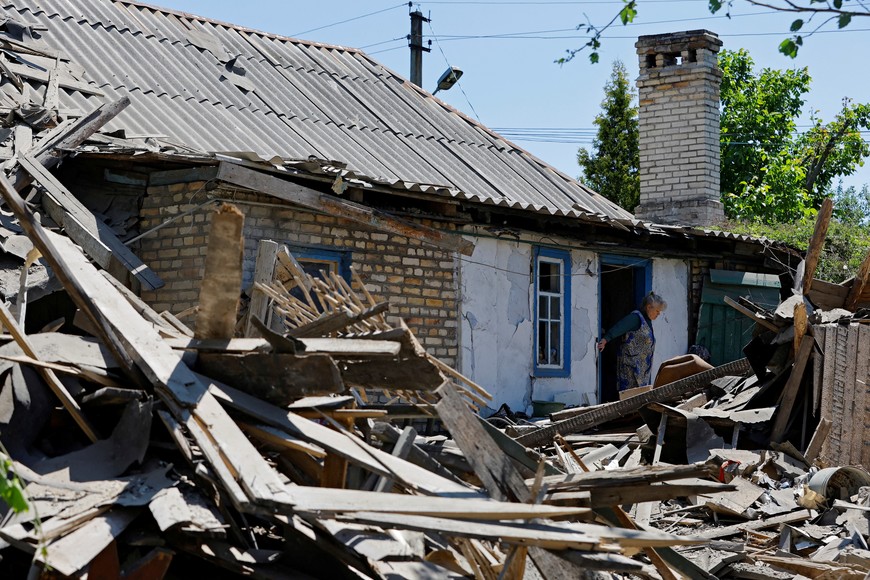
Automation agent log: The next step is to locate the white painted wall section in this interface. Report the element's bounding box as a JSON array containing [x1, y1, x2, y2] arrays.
[[458, 237, 601, 414], [650, 258, 690, 382]]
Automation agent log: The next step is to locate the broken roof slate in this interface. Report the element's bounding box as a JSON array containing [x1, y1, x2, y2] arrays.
[[0, 0, 634, 221]]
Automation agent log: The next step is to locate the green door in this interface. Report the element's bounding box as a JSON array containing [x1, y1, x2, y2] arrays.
[[696, 270, 781, 366]]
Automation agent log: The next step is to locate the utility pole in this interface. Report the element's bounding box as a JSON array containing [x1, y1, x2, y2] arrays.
[[408, 7, 430, 87]]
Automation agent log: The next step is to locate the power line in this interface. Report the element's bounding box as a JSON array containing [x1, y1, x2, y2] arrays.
[[292, 3, 406, 37], [427, 18, 483, 121]]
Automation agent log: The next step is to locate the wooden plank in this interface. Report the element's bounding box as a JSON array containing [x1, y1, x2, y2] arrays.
[[36, 508, 139, 576], [812, 324, 826, 416], [21, 154, 164, 290], [861, 325, 870, 469], [284, 486, 589, 520], [793, 301, 807, 358], [374, 426, 417, 493], [516, 358, 751, 448], [804, 417, 832, 464], [770, 335, 814, 443], [216, 161, 474, 256], [196, 351, 344, 406], [245, 239, 279, 337], [724, 296, 778, 332], [808, 277, 850, 310], [166, 336, 401, 357], [846, 249, 870, 311], [339, 512, 701, 550], [286, 301, 390, 338], [435, 381, 529, 502], [695, 509, 815, 540], [196, 203, 244, 339], [531, 462, 716, 492], [0, 302, 98, 442], [802, 197, 833, 295], [842, 324, 861, 464], [239, 422, 326, 458]]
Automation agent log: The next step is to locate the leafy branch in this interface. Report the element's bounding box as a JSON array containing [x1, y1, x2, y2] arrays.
[[556, 0, 637, 65], [562, 0, 870, 63]]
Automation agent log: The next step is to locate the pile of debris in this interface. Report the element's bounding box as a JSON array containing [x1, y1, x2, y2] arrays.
[[0, 101, 726, 579], [0, 99, 868, 579]]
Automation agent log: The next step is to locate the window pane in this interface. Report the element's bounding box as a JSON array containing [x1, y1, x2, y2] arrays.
[[539, 261, 559, 292], [549, 322, 561, 365], [550, 296, 561, 322], [539, 296, 548, 319], [538, 322, 548, 363]]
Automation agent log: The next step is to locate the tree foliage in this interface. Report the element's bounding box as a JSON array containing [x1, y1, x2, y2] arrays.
[[723, 199, 870, 284], [719, 49, 870, 223], [576, 60, 640, 211], [560, 0, 870, 64]]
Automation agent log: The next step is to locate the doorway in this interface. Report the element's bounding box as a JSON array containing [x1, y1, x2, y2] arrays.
[[598, 255, 651, 403]]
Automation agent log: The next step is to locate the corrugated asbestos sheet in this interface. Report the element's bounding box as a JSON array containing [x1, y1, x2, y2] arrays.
[[0, 0, 633, 222]]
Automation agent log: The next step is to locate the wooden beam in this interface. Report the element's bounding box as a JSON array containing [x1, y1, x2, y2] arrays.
[[196, 203, 244, 339], [216, 161, 474, 256], [770, 335, 815, 443], [846, 248, 870, 311], [724, 296, 778, 332], [802, 197, 833, 295], [245, 239, 279, 337]]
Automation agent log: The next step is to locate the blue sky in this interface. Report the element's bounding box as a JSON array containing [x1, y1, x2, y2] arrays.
[[154, 0, 870, 191]]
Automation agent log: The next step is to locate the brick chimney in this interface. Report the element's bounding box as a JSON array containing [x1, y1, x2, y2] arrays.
[[634, 30, 724, 226]]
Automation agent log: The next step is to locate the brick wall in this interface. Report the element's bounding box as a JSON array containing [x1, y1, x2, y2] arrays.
[[138, 181, 460, 364], [635, 30, 725, 226]]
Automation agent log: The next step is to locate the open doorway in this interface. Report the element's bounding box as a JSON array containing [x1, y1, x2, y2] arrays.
[[598, 255, 651, 403]]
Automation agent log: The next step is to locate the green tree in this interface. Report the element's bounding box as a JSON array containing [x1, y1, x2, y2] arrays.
[[719, 49, 870, 223], [559, 0, 869, 64], [576, 60, 640, 212]]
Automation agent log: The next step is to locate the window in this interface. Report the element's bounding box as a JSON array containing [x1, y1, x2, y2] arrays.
[[284, 245, 351, 310], [534, 247, 571, 377]]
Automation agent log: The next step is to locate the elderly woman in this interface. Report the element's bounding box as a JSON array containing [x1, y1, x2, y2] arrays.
[[597, 292, 667, 391]]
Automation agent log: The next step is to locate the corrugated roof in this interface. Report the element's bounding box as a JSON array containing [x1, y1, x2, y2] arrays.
[[0, 0, 633, 222]]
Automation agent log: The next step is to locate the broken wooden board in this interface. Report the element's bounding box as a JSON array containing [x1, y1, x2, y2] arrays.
[[195, 203, 243, 339], [196, 351, 345, 406], [166, 336, 401, 358]]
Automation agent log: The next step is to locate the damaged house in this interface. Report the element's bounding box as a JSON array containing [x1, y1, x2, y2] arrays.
[[0, 2, 788, 414], [1, 1, 870, 578]]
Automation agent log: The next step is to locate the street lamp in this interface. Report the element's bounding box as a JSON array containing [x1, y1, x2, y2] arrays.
[[432, 66, 463, 95]]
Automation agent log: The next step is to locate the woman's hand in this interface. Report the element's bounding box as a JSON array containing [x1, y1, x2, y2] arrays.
[[597, 338, 607, 351]]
